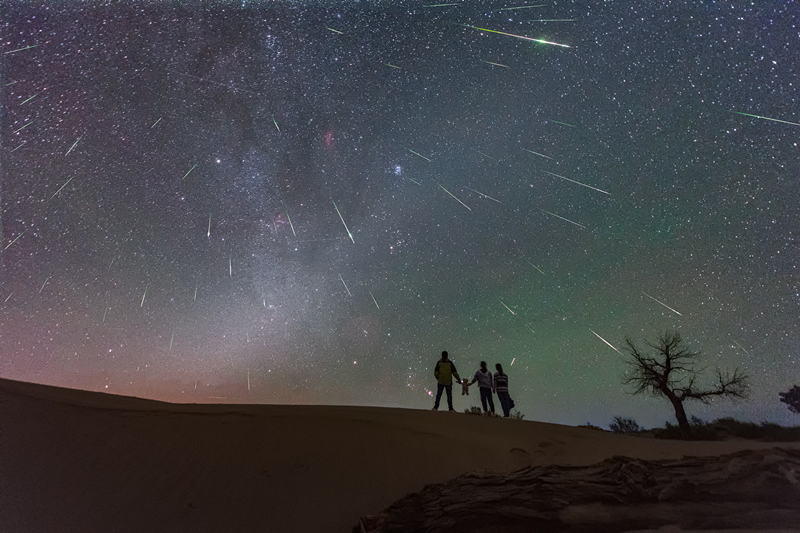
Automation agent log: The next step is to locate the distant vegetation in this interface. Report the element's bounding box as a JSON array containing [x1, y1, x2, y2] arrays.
[[464, 406, 483, 415], [609, 416, 643, 434], [780, 385, 800, 415], [654, 417, 800, 441], [510, 410, 525, 420]]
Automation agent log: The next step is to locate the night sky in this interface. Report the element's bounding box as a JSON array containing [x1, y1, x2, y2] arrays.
[[2, 1, 798, 428]]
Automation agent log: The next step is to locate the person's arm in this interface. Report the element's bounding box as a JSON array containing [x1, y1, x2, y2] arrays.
[[434, 361, 440, 380], [451, 362, 460, 383]]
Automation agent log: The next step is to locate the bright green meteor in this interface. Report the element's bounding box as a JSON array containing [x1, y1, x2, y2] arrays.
[[729, 110, 800, 127], [461, 24, 571, 48]]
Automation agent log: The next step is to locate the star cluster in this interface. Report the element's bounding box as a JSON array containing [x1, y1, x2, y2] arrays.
[[2, 1, 798, 427]]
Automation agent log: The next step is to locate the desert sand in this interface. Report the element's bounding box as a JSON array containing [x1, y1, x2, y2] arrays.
[[3, 377, 799, 533]]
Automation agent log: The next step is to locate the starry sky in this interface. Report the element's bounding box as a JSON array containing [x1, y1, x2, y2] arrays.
[[2, 1, 798, 428]]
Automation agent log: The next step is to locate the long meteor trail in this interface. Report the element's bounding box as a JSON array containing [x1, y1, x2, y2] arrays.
[[464, 186, 502, 204], [642, 291, 683, 316], [590, 330, 622, 354], [439, 184, 471, 211], [39, 275, 51, 294], [543, 171, 610, 195], [182, 163, 198, 181], [333, 201, 354, 243], [286, 209, 296, 236], [526, 260, 546, 275], [500, 301, 516, 315], [50, 177, 74, 199], [540, 209, 585, 228], [64, 136, 81, 156], [406, 148, 431, 161], [524, 148, 552, 159], [4, 231, 25, 250], [729, 110, 800, 127], [5, 44, 41, 54], [339, 274, 352, 296], [461, 24, 571, 48]]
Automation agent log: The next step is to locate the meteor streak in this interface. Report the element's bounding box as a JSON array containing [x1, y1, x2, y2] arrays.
[[408, 178, 423, 186], [141, 286, 148, 307], [13, 121, 33, 133], [194, 285, 198, 301], [20, 92, 41, 104], [547, 119, 575, 127], [471, 148, 496, 159], [543, 171, 610, 195], [5, 292, 14, 302], [438, 184, 471, 211], [272, 116, 280, 132], [286, 209, 296, 236], [526, 260, 546, 275], [540, 209, 585, 228], [10, 141, 27, 152], [333, 201, 354, 243], [383, 63, 402, 69], [207, 213, 211, 237], [500, 301, 516, 315], [50, 176, 74, 199], [339, 274, 352, 296], [151, 117, 162, 128], [523, 148, 552, 159], [65, 136, 81, 156], [461, 24, 571, 48], [406, 148, 431, 161], [39, 275, 51, 294], [370, 291, 380, 309], [642, 291, 683, 316], [482, 60, 509, 68], [496, 5, 545, 10], [729, 110, 800, 127], [326, 27, 343, 34], [511, 357, 516, 366], [169, 328, 175, 352], [229, 254, 232, 277], [181, 163, 198, 181], [4, 44, 41, 54], [247, 371, 250, 391], [590, 330, 622, 354], [424, 2, 460, 6], [4, 231, 26, 250], [464, 186, 502, 204], [102, 307, 109, 323], [733, 340, 750, 355]]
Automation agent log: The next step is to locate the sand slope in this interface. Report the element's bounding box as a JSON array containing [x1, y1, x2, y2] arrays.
[[3, 378, 798, 533]]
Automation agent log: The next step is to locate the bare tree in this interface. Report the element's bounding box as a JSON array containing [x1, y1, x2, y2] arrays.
[[623, 331, 748, 438]]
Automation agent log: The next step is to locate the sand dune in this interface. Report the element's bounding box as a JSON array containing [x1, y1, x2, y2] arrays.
[[3, 378, 798, 533]]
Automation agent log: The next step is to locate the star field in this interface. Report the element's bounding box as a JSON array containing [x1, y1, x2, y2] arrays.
[[2, 1, 798, 428]]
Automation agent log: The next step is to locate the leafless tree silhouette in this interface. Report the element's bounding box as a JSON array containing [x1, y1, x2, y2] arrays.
[[623, 331, 748, 438]]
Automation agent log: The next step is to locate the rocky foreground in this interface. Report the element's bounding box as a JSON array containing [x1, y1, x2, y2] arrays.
[[356, 448, 800, 533]]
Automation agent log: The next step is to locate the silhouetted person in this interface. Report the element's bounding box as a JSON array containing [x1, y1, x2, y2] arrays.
[[494, 363, 513, 417], [432, 351, 460, 411], [470, 361, 495, 416]]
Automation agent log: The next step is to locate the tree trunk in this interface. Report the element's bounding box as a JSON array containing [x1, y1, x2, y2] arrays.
[[667, 393, 692, 438]]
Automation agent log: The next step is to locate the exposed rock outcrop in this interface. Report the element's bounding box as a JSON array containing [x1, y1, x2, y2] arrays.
[[357, 448, 800, 533]]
